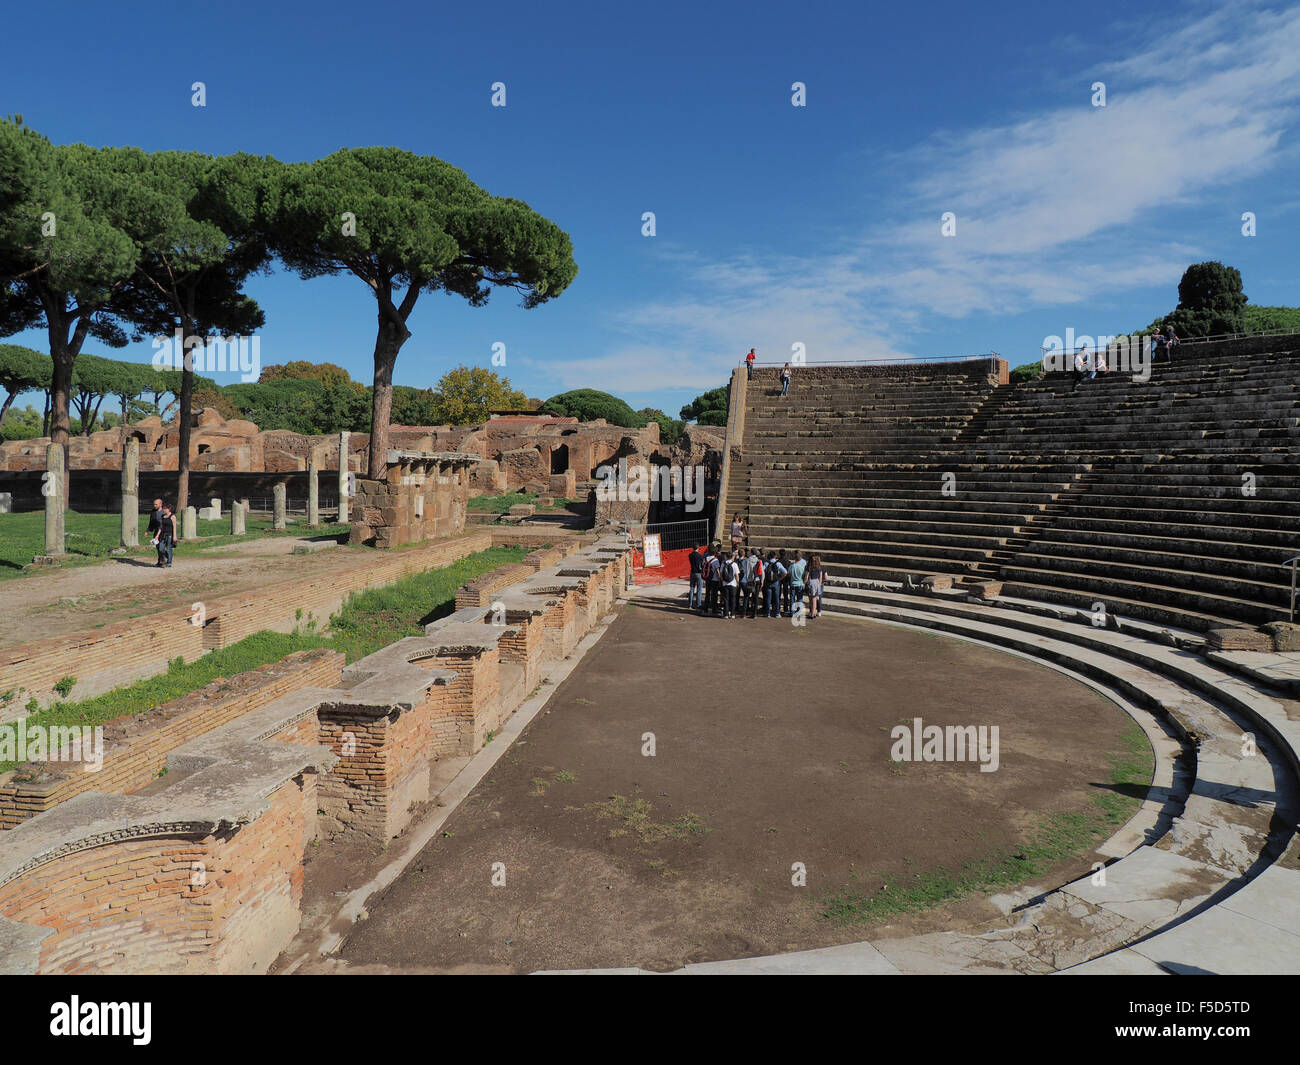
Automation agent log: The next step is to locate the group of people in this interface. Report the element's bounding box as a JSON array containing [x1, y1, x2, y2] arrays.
[[146, 497, 180, 568], [1067, 325, 1180, 385], [687, 533, 829, 620], [744, 349, 793, 396]]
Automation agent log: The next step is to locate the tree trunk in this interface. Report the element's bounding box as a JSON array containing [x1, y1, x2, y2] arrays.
[[89, 394, 106, 435], [0, 389, 14, 428], [41, 391, 50, 437], [50, 349, 74, 507], [176, 316, 200, 512], [367, 317, 409, 479]]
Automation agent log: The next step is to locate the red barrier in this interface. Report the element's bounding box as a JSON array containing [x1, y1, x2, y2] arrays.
[[632, 546, 693, 585]]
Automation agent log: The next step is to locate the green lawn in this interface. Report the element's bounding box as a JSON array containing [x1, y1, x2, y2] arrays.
[[468, 491, 582, 514], [0, 510, 349, 581], [0, 544, 528, 772]]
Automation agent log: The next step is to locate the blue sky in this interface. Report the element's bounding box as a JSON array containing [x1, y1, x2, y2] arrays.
[[3, 0, 1298, 417]]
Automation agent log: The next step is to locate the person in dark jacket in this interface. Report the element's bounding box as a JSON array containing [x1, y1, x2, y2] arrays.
[[154, 504, 179, 568], [146, 498, 164, 540], [688, 544, 706, 611]]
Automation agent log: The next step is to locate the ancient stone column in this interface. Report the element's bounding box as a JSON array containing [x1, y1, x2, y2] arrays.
[[43, 442, 65, 556], [120, 438, 139, 548], [273, 482, 287, 531], [337, 430, 350, 524], [307, 459, 319, 527], [231, 500, 246, 535], [181, 506, 197, 540]]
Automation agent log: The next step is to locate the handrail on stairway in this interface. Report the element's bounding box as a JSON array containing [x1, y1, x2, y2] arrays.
[[1283, 557, 1300, 623]]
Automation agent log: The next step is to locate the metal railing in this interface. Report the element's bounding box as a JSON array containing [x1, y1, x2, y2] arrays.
[[644, 519, 711, 552], [1284, 557, 1300, 623], [1178, 327, 1300, 345], [750, 352, 1001, 366]]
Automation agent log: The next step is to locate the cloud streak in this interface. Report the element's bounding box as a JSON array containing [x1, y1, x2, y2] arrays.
[[573, 3, 1300, 396]]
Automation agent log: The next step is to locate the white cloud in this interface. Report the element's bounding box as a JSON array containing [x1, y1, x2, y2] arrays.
[[587, 3, 1300, 387]]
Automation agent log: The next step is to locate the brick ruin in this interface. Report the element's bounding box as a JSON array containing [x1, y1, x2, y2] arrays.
[[348, 449, 476, 549], [0, 409, 725, 525], [0, 535, 632, 974]]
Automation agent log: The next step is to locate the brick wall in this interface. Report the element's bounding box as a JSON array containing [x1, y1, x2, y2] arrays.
[[0, 535, 631, 973], [0, 531, 493, 708], [0, 772, 317, 974], [0, 649, 342, 829]]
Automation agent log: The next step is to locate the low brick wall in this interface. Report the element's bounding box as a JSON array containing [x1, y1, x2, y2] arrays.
[[0, 773, 319, 974], [0, 530, 494, 711], [0, 534, 631, 973], [0, 607, 205, 721], [452, 541, 584, 610], [0, 649, 343, 829]]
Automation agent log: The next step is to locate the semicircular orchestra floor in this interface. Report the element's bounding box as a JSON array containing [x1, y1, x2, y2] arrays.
[[337, 593, 1153, 973]]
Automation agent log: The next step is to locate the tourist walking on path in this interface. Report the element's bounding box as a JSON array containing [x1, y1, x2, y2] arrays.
[[153, 504, 179, 568], [146, 497, 164, 542], [688, 544, 706, 610], [806, 555, 827, 618], [779, 363, 791, 397], [700, 544, 716, 615], [745, 348, 756, 380]]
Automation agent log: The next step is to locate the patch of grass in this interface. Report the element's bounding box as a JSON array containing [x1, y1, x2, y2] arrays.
[[822, 724, 1154, 924], [0, 545, 528, 773], [553, 769, 576, 783], [0, 509, 350, 580], [467, 492, 582, 515], [467, 492, 538, 514], [589, 794, 711, 845]]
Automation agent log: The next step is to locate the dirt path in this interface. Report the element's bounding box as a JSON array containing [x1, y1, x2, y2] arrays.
[[0, 534, 348, 648], [331, 599, 1147, 973]]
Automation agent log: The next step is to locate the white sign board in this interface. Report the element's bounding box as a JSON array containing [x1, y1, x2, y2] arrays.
[[643, 533, 662, 567]]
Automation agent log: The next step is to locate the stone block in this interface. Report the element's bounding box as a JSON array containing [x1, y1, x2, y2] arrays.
[[508, 504, 536, 518], [921, 575, 953, 591], [1205, 627, 1273, 652], [1263, 622, 1300, 652]]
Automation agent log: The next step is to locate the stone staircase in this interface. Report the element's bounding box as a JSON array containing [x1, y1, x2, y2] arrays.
[[736, 343, 1300, 632]]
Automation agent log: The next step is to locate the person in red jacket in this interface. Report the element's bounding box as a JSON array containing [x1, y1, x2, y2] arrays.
[[745, 348, 756, 380]]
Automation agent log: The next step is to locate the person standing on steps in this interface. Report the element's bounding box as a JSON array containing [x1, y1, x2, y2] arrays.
[[730, 512, 746, 553], [745, 348, 756, 380], [780, 363, 792, 397]]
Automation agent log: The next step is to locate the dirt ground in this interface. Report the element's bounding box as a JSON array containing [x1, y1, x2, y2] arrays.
[[333, 596, 1148, 973], [0, 534, 354, 648]]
